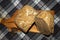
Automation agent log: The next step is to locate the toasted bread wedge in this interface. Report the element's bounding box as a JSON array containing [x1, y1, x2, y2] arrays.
[[35, 10, 54, 35], [15, 5, 38, 32]]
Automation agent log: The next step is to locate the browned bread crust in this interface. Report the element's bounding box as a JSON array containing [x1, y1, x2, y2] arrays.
[[35, 10, 54, 35]]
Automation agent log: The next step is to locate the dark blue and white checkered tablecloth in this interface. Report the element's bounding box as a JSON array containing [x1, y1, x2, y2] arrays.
[[0, 0, 60, 40]]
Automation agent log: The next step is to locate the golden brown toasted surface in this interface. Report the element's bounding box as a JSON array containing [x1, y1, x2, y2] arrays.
[[29, 24, 40, 33], [0, 18, 2, 23], [35, 10, 54, 35], [15, 5, 38, 32]]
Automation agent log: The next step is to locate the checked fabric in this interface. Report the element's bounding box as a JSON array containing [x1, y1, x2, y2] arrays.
[[0, 0, 60, 40]]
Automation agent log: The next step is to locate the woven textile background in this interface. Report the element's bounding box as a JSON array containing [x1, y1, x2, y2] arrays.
[[0, 0, 60, 40]]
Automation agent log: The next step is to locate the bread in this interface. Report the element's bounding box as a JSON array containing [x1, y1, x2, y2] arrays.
[[35, 10, 54, 35], [29, 24, 40, 33], [15, 5, 38, 32], [0, 18, 2, 23], [1, 10, 19, 32]]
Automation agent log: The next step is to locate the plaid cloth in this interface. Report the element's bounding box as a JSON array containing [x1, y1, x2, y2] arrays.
[[0, 0, 60, 40]]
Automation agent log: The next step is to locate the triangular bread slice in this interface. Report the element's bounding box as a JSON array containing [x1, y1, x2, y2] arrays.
[[15, 5, 38, 32], [35, 10, 54, 35]]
